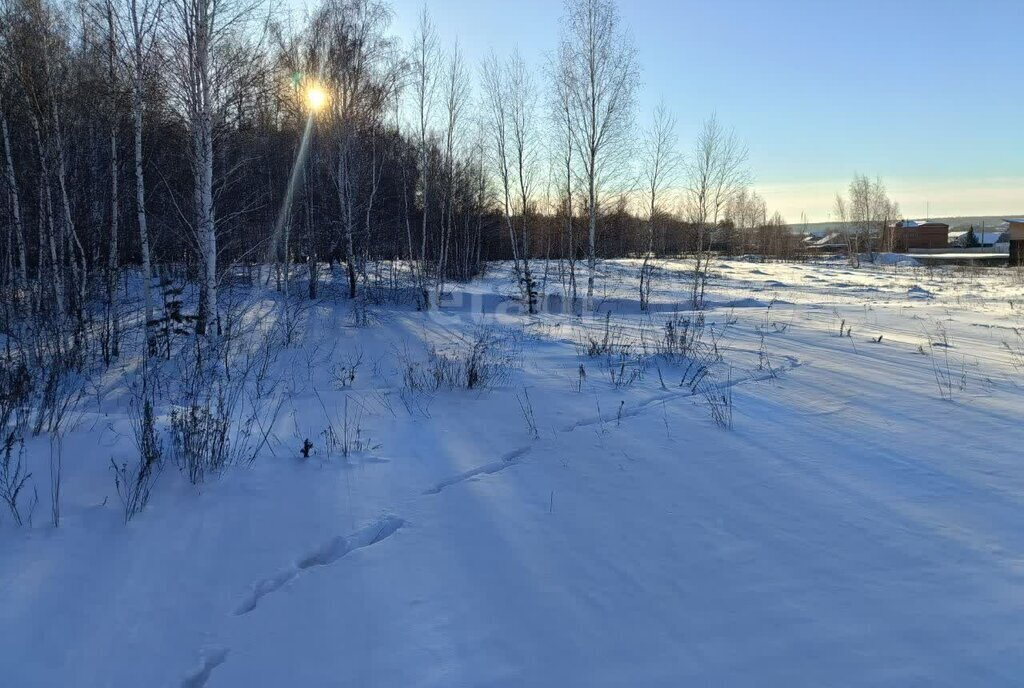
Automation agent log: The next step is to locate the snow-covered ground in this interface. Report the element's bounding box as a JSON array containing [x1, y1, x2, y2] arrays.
[[4, 258, 1024, 687]]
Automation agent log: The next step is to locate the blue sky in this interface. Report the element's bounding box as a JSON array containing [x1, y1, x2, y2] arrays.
[[300, 0, 1024, 221]]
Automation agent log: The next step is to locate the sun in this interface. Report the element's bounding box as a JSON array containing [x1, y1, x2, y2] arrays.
[[306, 85, 328, 112]]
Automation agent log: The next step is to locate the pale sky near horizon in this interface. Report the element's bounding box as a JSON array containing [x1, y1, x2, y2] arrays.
[[291, 0, 1024, 222]]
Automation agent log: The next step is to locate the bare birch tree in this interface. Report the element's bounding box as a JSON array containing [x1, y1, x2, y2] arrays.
[[507, 50, 540, 313], [549, 51, 578, 311], [100, 0, 122, 360], [410, 7, 436, 307], [481, 53, 517, 272], [435, 40, 468, 303], [0, 78, 28, 302], [835, 173, 900, 265], [685, 113, 749, 309], [638, 99, 680, 310], [318, 0, 399, 300], [167, 0, 264, 335], [558, 0, 639, 309], [725, 187, 768, 254], [115, 0, 164, 350], [3, 0, 88, 326]]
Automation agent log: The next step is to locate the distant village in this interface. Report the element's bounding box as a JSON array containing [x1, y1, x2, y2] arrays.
[[803, 218, 1024, 266]]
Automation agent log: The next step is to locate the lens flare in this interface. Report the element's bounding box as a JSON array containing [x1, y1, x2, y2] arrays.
[[306, 85, 327, 112]]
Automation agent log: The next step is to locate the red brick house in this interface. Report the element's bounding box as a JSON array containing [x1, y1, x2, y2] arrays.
[[886, 220, 949, 251]]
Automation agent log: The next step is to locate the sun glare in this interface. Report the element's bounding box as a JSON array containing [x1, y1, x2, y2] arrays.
[[306, 85, 327, 112]]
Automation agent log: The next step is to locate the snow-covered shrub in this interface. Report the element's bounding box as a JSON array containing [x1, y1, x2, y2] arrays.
[[170, 394, 231, 484], [1002, 328, 1024, 373], [277, 294, 311, 347], [31, 346, 84, 436], [402, 327, 517, 392], [4, 322, 87, 439], [0, 358, 31, 436], [331, 349, 364, 389], [577, 311, 631, 360], [48, 433, 62, 528], [698, 370, 733, 430], [111, 395, 164, 523], [168, 336, 282, 483], [608, 353, 645, 388], [516, 388, 539, 439], [657, 312, 706, 361], [401, 346, 457, 392], [0, 336, 80, 527], [462, 329, 512, 389], [1, 432, 35, 526], [572, 312, 646, 388], [926, 322, 966, 402], [319, 395, 378, 459]]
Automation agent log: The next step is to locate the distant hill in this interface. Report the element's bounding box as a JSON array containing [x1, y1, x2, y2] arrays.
[[794, 215, 1024, 236]]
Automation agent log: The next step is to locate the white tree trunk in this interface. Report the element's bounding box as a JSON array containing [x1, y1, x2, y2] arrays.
[[53, 114, 87, 318], [107, 115, 120, 356], [587, 166, 596, 307], [195, 113, 216, 335], [337, 138, 357, 299], [32, 117, 65, 320], [0, 110, 28, 296], [132, 83, 154, 336], [363, 134, 383, 288], [106, 3, 120, 357]]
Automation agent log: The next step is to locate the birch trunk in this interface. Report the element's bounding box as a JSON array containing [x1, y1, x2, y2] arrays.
[[195, 112, 216, 335], [32, 117, 65, 320], [53, 111, 87, 321], [586, 161, 596, 307], [132, 82, 154, 337], [0, 110, 28, 297], [107, 118, 120, 357], [336, 136, 357, 300], [106, 1, 120, 358], [362, 133, 383, 289]]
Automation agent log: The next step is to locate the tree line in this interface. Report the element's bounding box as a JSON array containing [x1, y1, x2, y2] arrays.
[[0, 0, 808, 356]]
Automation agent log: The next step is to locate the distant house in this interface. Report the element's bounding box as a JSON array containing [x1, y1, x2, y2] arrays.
[[805, 232, 847, 252], [1006, 219, 1024, 266], [886, 220, 949, 251], [949, 223, 1010, 249]]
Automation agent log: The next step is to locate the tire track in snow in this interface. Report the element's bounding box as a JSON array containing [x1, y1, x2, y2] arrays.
[[234, 515, 404, 615]]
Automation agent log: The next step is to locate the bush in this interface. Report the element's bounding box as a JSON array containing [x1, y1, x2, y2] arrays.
[[577, 311, 630, 359], [0, 359, 32, 435], [319, 395, 379, 459], [167, 335, 282, 484], [402, 327, 518, 392], [111, 395, 164, 523], [170, 395, 231, 484], [1, 432, 35, 526], [658, 312, 706, 361]]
